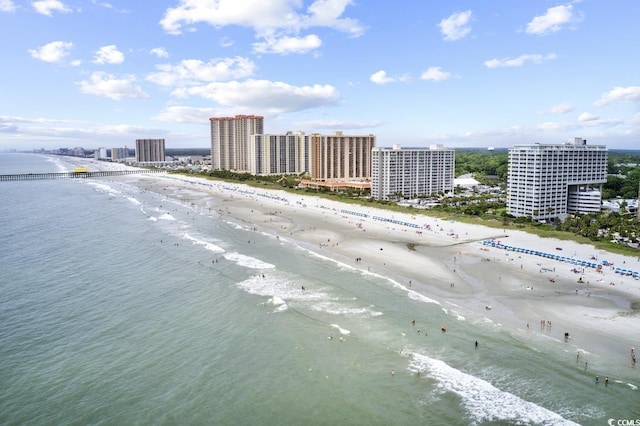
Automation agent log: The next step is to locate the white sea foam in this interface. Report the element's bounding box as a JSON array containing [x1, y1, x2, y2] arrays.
[[267, 296, 288, 312], [87, 181, 122, 196], [235, 271, 382, 318], [236, 273, 322, 310], [303, 248, 440, 311], [310, 302, 383, 317], [450, 310, 466, 321], [158, 213, 175, 221], [182, 233, 225, 254], [410, 353, 579, 425], [330, 323, 351, 335], [224, 252, 275, 269], [407, 289, 441, 306], [269, 296, 286, 306], [127, 196, 142, 206]]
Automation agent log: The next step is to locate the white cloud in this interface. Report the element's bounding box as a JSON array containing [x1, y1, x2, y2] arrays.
[[78, 72, 148, 100], [150, 47, 169, 58], [0, 0, 16, 12], [253, 34, 322, 55], [484, 53, 557, 68], [32, 0, 71, 16], [295, 119, 383, 130], [631, 113, 640, 125], [303, 0, 365, 37], [594, 86, 640, 106], [537, 116, 621, 132], [370, 70, 394, 85], [171, 79, 340, 114], [370, 70, 408, 85], [147, 57, 255, 87], [577, 112, 598, 122], [537, 121, 570, 131], [90, 0, 128, 13], [28, 41, 73, 63], [0, 115, 87, 125], [159, 0, 364, 50], [153, 106, 219, 123], [549, 103, 574, 114], [420, 67, 451, 82], [526, 4, 577, 36], [438, 10, 472, 41], [93, 45, 125, 64]]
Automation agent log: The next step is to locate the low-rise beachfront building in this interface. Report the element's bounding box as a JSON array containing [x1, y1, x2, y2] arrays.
[[370, 144, 455, 200], [506, 138, 608, 222], [247, 132, 309, 176]]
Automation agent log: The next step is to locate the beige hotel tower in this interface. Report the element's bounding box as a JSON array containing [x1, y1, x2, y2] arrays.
[[210, 115, 264, 171]]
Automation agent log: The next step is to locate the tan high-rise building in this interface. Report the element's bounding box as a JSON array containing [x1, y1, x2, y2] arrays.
[[135, 139, 165, 163], [310, 132, 376, 181], [210, 115, 264, 171]]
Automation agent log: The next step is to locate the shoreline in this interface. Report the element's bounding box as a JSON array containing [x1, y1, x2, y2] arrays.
[[60, 157, 640, 370], [153, 173, 640, 362]]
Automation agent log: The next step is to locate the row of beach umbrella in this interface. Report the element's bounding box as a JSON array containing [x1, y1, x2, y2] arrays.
[[482, 240, 639, 278], [339, 209, 421, 228]]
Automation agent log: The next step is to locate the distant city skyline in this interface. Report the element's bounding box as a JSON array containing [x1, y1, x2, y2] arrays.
[[1, 1, 639, 151]]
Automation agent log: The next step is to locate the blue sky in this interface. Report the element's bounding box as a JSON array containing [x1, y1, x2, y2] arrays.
[[1, 0, 639, 151]]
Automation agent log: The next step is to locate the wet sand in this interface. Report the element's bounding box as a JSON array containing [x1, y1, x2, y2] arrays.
[[63, 157, 640, 369]]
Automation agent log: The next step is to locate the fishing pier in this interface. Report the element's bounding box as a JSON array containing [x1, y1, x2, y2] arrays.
[[0, 169, 164, 182]]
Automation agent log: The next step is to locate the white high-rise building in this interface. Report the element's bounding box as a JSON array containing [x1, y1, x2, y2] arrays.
[[506, 138, 608, 222], [371, 144, 455, 200], [210, 115, 264, 171], [94, 147, 108, 160], [248, 132, 309, 175]]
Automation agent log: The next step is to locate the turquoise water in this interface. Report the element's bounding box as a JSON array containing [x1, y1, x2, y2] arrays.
[[0, 153, 638, 425]]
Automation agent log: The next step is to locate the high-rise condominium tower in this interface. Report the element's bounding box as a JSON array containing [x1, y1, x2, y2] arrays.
[[371, 144, 455, 200], [248, 132, 310, 175], [210, 115, 264, 171], [309, 132, 376, 181], [135, 139, 165, 163], [506, 138, 608, 222], [111, 146, 128, 162]]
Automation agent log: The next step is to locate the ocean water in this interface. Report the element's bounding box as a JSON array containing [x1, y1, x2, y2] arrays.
[[0, 153, 638, 426]]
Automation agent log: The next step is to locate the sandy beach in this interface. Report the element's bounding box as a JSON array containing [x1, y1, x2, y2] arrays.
[[66, 157, 640, 369]]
